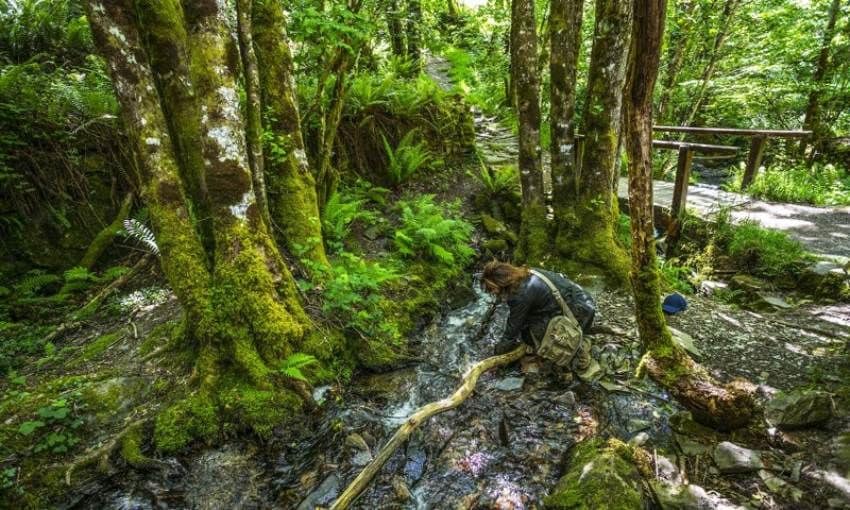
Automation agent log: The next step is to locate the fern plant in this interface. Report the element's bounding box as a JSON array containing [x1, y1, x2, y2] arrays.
[[382, 130, 437, 187], [121, 218, 159, 256], [278, 352, 319, 383], [322, 191, 380, 253], [393, 195, 474, 267], [469, 162, 519, 197]]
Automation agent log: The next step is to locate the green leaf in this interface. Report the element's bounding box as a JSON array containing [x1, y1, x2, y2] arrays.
[[18, 420, 45, 436]]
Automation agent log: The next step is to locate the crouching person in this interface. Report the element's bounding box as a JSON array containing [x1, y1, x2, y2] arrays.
[[480, 260, 599, 380]]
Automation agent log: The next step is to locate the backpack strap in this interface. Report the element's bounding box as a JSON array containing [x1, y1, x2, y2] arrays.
[[530, 269, 574, 319]]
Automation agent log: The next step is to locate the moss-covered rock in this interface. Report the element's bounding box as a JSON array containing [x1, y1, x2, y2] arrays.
[[544, 439, 646, 509]]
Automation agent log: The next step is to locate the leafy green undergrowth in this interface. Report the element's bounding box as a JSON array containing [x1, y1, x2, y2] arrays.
[[301, 180, 474, 368], [318, 67, 475, 187], [444, 45, 508, 116], [725, 161, 850, 206], [0, 264, 130, 373]]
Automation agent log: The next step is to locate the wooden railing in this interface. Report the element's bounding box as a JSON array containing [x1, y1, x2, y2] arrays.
[[652, 126, 811, 189]]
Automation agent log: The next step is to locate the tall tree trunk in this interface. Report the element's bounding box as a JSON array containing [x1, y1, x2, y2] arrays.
[[236, 0, 271, 229], [554, 0, 631, 283], [511, 0, 546, 264], [549, 0, 583, 230], [407, 0, 422, 69], [656, 0, 696, 122], [86, 0, 334, 451], [679, 0, 741, 128], [253, 0, 330, 270], [387, 0, 406, 57], [800, 0, 842, 159], [623, 0, 754, 431]]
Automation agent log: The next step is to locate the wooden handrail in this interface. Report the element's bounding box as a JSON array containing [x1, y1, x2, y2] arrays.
[[652, 140, 739, 153], [653, 125, 811, 138]]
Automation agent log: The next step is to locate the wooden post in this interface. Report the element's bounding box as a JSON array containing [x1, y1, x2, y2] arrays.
[[667, 145, 693, 254], [670, 146, 693, 219], [741, 135, 768, 189]]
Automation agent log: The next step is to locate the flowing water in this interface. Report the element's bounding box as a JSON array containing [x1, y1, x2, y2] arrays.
[[74, 280, 600, 509]]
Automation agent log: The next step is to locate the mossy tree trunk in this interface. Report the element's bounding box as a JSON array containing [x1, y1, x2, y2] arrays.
[[86, 0, 337, 450], [656, 0, 696, 123], [800, 0, 841, 160], [554, 0, 631, 283], [549, 0, 583, 236], [407, 0, 423, 69], [510, 0, 546, 264], [253, 0, 329, 270], [623, 0, 755, 431], [386, 0, 406, 57]]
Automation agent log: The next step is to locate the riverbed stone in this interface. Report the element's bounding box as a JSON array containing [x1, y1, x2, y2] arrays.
[[713, 442, 763, 474], [651, 481, 746, 510], [543, 439, 645, 509], [765, 388, 834, 429], [493, 376, 524, 391]]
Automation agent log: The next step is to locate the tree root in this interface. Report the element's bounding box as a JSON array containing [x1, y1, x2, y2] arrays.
[[643, 353, 756, 431], [329, 345, 527, 510], [64, 418, 152, 486]]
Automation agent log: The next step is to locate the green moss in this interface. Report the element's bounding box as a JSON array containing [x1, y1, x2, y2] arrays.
[[555, 197, 630, 286], [218, 381, 301, 438], [544, 439, 645, 509], [154, 392, 217, 453], [73, 331, 122, 365], [516, 201, 549, 264], [120, 422, 150, 468]]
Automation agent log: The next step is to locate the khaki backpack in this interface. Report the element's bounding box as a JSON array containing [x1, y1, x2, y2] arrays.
[[529, 270, 587, 369]]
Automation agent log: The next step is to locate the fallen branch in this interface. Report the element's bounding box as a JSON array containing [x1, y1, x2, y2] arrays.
[[329, 345, 527, 510]]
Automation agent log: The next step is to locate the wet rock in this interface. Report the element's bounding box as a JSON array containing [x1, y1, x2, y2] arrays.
[[297, 473, 340, 510], [480, 214, 518, 243], [482, 238, 509, 252], [759, 470, 803, 501], [184, 445, 264, 509], [766, 388, 834, 429], [713, 442, 763, 474], [392, 476, 412, 501], [493, 376, 524, 391], [403, 448, 427, 481], [669, 327, 702, 358], [698, 280, 728, 296], [345, 433, 370, 453], [544, 439, 645, 509], [651, 481, 746, 510], [730, 274, 766, 293], [352, 450, 372, 466]]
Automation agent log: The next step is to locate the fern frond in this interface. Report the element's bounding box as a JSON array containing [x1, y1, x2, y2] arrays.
[[121, 218, 159, 255]]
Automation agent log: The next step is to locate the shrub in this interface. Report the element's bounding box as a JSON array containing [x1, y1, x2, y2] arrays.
[[726, 220, 810, 278], [725, 161, 850, 206], [382, 130, 438, 186], [393, 195, 474, 267]]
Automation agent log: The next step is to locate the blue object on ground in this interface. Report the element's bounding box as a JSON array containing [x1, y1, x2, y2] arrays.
[[662, 293, 688, 314]]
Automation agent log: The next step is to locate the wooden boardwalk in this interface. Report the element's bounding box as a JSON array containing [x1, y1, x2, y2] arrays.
[[617, 178, 850, 259]]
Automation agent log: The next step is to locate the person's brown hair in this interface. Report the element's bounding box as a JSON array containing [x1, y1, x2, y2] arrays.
[[481, 260, 530, 297]]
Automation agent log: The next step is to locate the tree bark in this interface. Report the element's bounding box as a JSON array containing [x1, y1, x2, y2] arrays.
[[656, 0, 696, 123], [554, 0, 631, 283], [78, 192, 134, 270], [549, 0, 583, 224], [86, 0, 329, 448], [800, 0, 842, 158], [236, 0, 271, 228], [407, 0, 422, 69], [386, 0, 406, 57], [253, 0, 330, 270], [511, 0, 546, 264], [623, 0, 754, 431], [679, 0, 742, 128]]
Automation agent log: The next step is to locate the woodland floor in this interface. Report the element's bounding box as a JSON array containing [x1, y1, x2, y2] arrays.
[[2, 56, 849, 510]]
